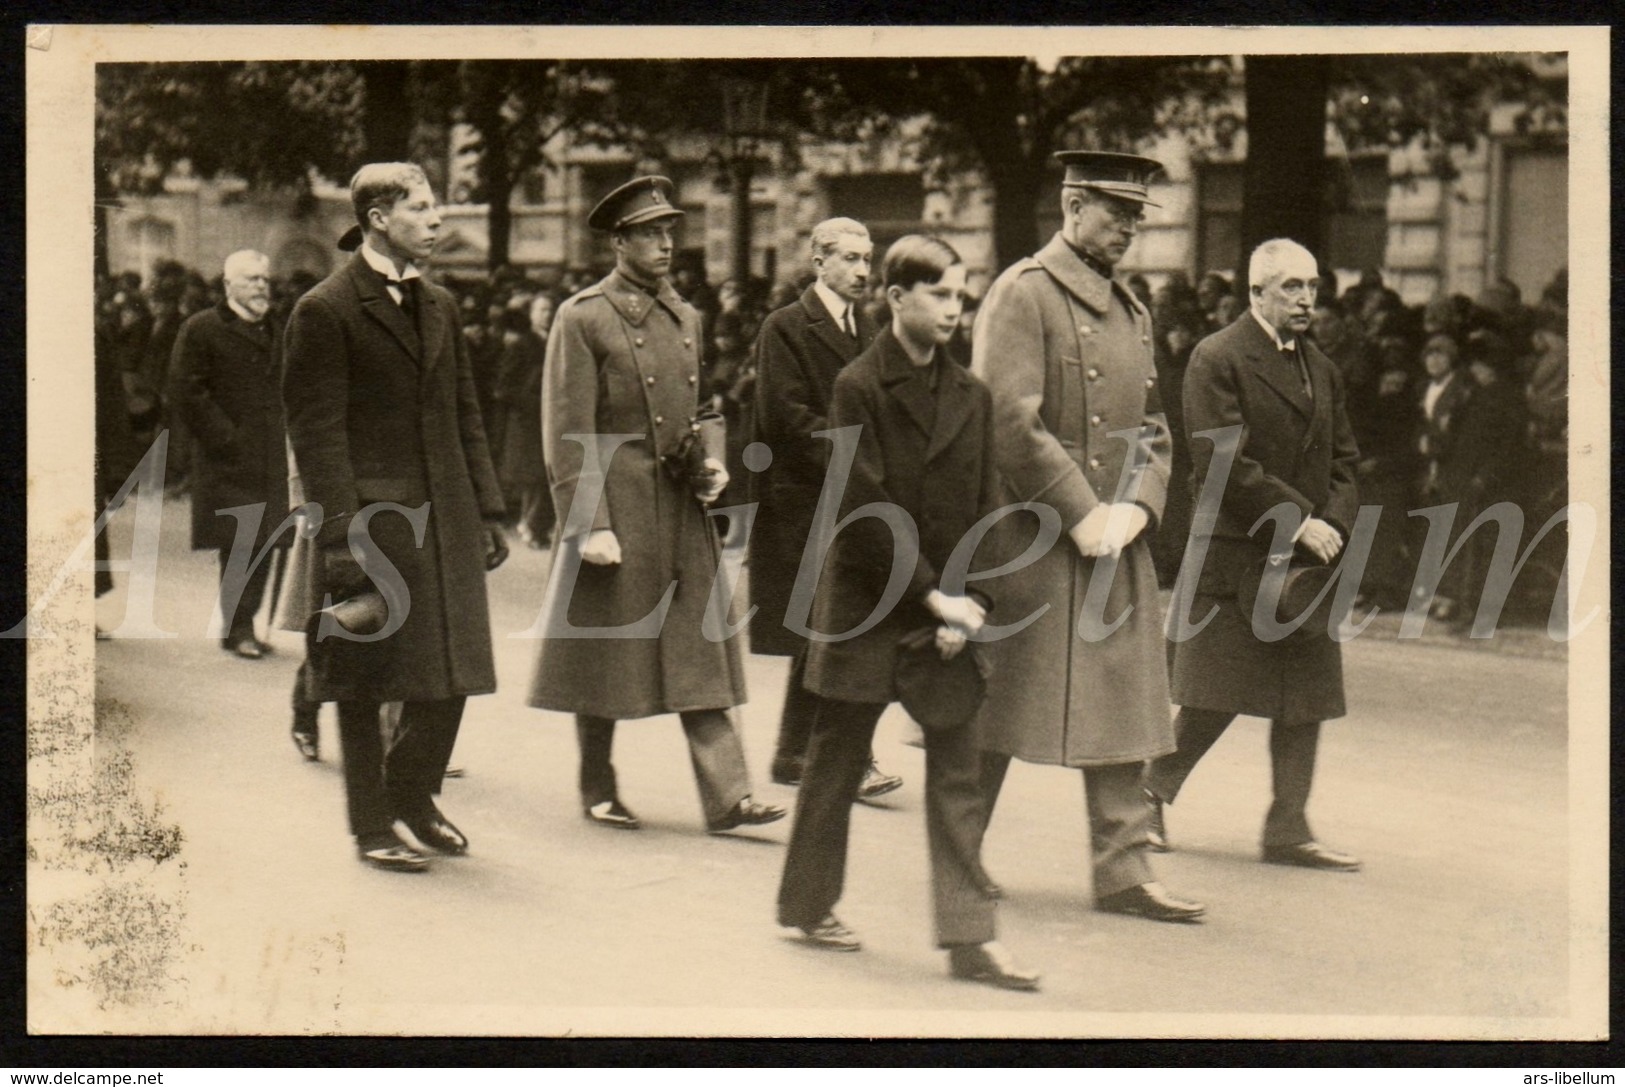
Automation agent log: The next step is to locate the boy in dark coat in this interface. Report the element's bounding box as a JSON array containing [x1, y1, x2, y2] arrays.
[[775, 235, 1038, 991]]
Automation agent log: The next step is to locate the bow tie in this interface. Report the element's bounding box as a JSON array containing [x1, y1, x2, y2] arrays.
[[1279, 341, 1297, 355]]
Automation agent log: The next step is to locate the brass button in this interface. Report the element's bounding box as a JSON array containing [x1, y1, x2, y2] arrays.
[[1145, 377, 1155, 388], [655, 415, 665, 425], [687, 375, 697, 385], [1090, 414, 1102, 426], [635, 337, 645, 347], [1087, 368, 1100, 381], [683, 337, 693, 347], [646, 376, 656, 386], [1142, 335, 1151, 344], [1079, 325, 1094, 335], [1088, 457, 1102, 470]]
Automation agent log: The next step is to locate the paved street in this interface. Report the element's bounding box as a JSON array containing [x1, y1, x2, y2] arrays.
[[58, 497, 1577, 1036]]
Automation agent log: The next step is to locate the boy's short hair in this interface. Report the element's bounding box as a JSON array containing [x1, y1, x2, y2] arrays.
[[882, 234, 962, 293], [350, 162, 429, 229]]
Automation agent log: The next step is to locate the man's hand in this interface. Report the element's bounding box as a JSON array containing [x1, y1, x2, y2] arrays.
[[483, 521, 509, 571], [321, 542, 370, 600], [925, 589, 986, 636], [696, 457, 729, 505], [1298, 517, 1344, 564], [1100, 503, 1150, 553], [580, 528, 622, 566], [1069, 504, 1116, 558], [934, 624, 967, 661]]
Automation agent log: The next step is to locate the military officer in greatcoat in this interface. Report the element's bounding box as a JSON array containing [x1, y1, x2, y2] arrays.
[[971, 151, 1206, 923], [527, 176, 784, 835]]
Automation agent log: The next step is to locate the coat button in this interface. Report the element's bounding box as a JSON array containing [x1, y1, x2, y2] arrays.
[[635, 337, 644, 347], [688, 375, 697, 385], [1145, 376, 1155, 388], [1087, 368, 1100, 381], [1090, 414, 1102, 426], [684, 337, 693, 347], [1088, 457, 1102, 469], [655, 415, 665, 425], [1079, 325, 1094, 335], [1142, 335, 1151, 344], [646, 376, 656, 385]]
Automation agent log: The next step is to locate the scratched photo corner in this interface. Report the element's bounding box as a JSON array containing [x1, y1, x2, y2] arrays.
[[22, 24, 1609, 1041]]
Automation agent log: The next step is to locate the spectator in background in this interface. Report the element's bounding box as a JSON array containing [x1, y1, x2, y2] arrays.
[[944, 287, 980, 368], [1125, 272, 1153, 310], [1150, 276, 1207, 587], [1195, 271, 1231, 333], [1431, 329, 1528, 627], [1351, 362, 1422, 611], [707, 278, 757, 515], [497, 303, 550, 548]]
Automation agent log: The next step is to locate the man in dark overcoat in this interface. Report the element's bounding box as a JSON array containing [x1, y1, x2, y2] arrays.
[[283, 163, 509, 872], [972, 152, 1205, 923], [527, 176, 783, 836], [174, 249, 291, 658], [1146, 237, 1363, 872], [749, 216, 902, 800]]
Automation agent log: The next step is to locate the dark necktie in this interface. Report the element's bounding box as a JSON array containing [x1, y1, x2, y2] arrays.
[[842, 306, 857, 341], [1282, 342, 1311, 399], [396, 277, 420, 325]]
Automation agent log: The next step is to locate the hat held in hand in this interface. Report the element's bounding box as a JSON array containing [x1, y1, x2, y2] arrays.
[[894, 626, 991, 732], [320, 590, 389, 636]]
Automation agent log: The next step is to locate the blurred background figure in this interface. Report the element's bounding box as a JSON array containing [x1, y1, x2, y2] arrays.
[[498, 298, 553, 548]]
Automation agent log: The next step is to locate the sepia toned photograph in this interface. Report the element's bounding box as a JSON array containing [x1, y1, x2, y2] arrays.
[[22, 24, 1608, 1041]]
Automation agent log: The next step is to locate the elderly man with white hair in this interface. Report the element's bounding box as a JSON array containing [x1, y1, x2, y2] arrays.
[[1144, 237, 1364, 873], [174, 248, 291, 659]]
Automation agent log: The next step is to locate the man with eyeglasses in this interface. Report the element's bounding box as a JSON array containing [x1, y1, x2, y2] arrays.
[[528, 176, 785, 836], [970, 151, 1207, 924]]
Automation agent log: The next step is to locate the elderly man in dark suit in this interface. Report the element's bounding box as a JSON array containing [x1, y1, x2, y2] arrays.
[[283, 162, 509, 872], [749, 216, 903, 802], [174, 249, 291, 659], [527, 176, 783, 836], [1145, 237, 1363, 872]]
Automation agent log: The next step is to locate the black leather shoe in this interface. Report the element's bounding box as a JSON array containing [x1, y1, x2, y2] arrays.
[[228, 637, 263, 660], [949, 942, 1040, 992], [770, 759, 803, 787], [708, 796, 787, 833], [584, 799, 641, 830], [855, 761, 903, 804], [403, 812, 468, 855], [291, 729, 319, 762], [253, 638, 276, 656], [1097, 881, 1206, 923], [1263, 840, 1362, 872], [358, 839, 428, 872], [796, 914, 861, 951], [1144, 788, 1170, 853]]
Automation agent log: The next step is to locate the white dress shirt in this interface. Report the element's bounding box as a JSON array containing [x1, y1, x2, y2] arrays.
[[813, 279, 856, 336], [359, 240, 421, 307]]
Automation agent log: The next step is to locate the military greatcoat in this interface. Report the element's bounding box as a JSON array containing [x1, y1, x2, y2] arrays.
[[527, 270, 747, 720], [971, 234, 1175, 767]]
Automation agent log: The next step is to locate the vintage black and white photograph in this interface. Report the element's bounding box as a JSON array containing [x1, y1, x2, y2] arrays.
[[22, 24, 1608, 1039]]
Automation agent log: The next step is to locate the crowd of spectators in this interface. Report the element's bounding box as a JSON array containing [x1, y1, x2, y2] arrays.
[[1149, 264, 1570, 627], [96, 253, 1570, 629]]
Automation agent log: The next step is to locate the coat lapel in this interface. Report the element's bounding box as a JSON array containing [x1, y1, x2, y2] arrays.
[[1034, 233, 1114, 315], [924, 361, 978, 464], [876, 331, 936, 440], [1235, 314, 1312, 420], [801, 285, 862, 365], [416, 280, 447, 385], [349, 255, 422, 363], [217, 302, 273, 360]]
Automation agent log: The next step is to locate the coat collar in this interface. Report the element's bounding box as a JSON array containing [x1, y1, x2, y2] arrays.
[[1229, 312, 1316, 420], [215, 299, 274, 353], [346, 253, 422, 363], [1035, 233, 1115, 315], [875, 328, 980, 462], [798, 283, 869, 363], [599, 269, 687, 327]]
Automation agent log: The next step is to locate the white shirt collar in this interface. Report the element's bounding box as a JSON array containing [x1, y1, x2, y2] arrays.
[[813, 279, 853, 326], [226, 297, 264, 325], [359, 239, 420, 283], [1251, 306, 1296, 352]]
